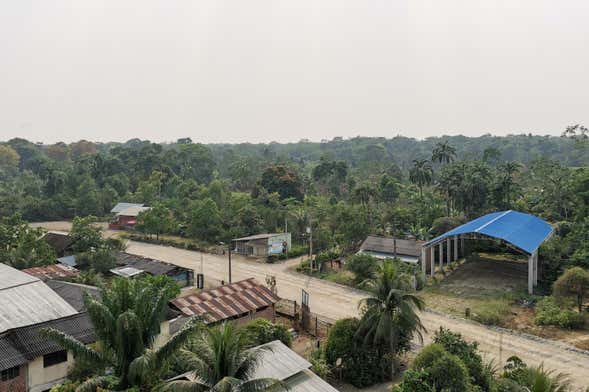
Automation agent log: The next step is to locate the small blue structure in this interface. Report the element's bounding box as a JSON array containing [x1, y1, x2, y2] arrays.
[[421, 210, 552, 293]]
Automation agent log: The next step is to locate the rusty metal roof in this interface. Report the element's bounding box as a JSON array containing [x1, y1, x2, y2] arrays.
[[170, 278, 279, 324], [22, 264, 79, 281]]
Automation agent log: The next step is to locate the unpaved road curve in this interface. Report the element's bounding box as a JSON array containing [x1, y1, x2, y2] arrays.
[[125, 241, 589, 391]]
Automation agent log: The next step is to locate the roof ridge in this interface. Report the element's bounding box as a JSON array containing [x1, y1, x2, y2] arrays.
[[474, 210, 511, 233]]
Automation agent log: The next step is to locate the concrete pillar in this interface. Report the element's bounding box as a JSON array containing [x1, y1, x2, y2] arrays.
[[438, 243, 443, 271], [528, 254, 534, 294], [533, 251, 538, 285], [421, 248, 426, 275], [454, 236, 458, 261], [446, 238, 451, 264], [430, 246, 435, 277]]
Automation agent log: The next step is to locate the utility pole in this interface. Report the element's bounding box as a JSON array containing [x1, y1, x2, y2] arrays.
[[228, 244, 232, 283], [309, 225, 313, 273]]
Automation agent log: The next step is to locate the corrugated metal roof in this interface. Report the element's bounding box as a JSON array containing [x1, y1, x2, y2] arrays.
[[359, 236, 423, 257], [111, 202, 144, 213], [0, 334, 27, 371], [251, 340, 311, 380], [46, 281, 101, 312], [233, 233, 283, 241], [252, 341, 339, 392], [7, 312, 95, 360], [110, 266, 145, 278], [170, 278, 279, 324], [116, 205, 150, 217], [286, 369, 340, 392], [22, 264, 79, 281], [116, 252, 180, 276], [42, 231, 74, 255], [167, 341, 339, 392], [0, 264, 78, 333], [424, 210, 553, 255]]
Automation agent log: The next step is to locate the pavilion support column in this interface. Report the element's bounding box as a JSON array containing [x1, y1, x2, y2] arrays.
[[533, 251, 539, 286], [454, 236, 458, 261], [430, 246, 435, 277], [461, 237, 465, 258], [438, 243, 443, 272], [421, 248, 426, 275], [528, 253, 534, 294], [446, 238, 451, 264]]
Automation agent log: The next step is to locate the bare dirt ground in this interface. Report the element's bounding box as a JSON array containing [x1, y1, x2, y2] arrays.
[[32, 222, 589, 390]]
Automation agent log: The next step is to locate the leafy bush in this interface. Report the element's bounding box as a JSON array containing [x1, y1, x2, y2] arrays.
[[391, 369, 435, 392], [410, 343, 470, 392], [470, 299, 511, 326], [242, 318, 292, 347], [501, 356, 572, 391], [324, 318, 389, 387], [434, 327, 493, 391], [345, 254, 378, 285], [535, 297, 586, 329], [266, 245, 308, 263]]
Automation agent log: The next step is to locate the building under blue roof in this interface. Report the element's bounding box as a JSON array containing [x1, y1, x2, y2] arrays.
[[421, 210, 552, 294]]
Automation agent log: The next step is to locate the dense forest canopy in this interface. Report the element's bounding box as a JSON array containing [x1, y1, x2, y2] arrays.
[[0, 132, 587, 287]]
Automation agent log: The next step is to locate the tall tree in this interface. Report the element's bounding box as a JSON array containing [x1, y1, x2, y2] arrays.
[[356, 259, 425, 377], [409, 159, 433, 197], [431, 141, 457, 164], [43, 277, 200, 391]]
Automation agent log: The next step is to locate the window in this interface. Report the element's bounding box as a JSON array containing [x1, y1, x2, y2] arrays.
[[43, 350, 67, 367], [0, 366, 19, 381]]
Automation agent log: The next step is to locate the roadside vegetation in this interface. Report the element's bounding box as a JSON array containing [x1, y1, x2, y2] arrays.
[[0, 134, 587, 390]]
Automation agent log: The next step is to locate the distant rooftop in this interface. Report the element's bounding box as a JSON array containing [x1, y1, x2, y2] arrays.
[[0, 264, 78, 333], [116, 205, 150, 217], [111, 202, 144, 213], [233, 233, 285, 241], [360, 235, 423, 257], [110, 266, 145, 278], [22, 264, 79, 281]]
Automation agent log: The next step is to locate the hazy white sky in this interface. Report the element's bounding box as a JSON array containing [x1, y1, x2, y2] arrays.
[[1, 0, 588, 143]]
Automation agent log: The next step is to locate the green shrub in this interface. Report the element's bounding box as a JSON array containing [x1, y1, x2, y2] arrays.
[[433, 327, 492, 391], [267, 245, 308, 263], [392, 369, 435, 392], [324, 318, 389, 387], [411, 343, 470, 392], [346, 254, 378, 285], [535, 297, 586, 329], [242, 318, 292, 347], [470, 299, 511, 326], [296, 259, 311, 273]]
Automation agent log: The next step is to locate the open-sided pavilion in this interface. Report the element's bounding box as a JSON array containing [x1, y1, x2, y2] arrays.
[[421, 210, 553, 294]]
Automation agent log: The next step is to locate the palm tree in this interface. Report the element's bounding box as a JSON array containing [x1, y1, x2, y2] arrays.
[[159, 322, 287, 392], [409, 159, 433, 197], [42, 278, 202, 391], [502, 357, 571, 392], [356, 259, 426, 377], [431, 141, 457, 164]]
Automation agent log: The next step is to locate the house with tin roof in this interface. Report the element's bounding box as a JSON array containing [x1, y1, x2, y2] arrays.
[[169, 278, 279, 325]]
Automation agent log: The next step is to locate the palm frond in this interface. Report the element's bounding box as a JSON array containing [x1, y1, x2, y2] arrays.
[[157, 379, 211, 392], [40, 327, 105, 365], [75, 375, 113, 392], [155, 317, 204, 364], [239, 378, 289, 392]]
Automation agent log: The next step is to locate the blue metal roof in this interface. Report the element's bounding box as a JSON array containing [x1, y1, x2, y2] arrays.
[[424, 210, 552, 254]]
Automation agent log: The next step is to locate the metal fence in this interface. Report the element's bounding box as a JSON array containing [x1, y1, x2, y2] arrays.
[[276, 298, 334, 338]]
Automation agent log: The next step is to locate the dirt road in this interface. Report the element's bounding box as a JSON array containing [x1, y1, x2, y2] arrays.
[[125, 241, 589, 390]]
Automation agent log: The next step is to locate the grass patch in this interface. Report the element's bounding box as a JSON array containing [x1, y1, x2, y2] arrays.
[[470, 299, 512, 326]]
